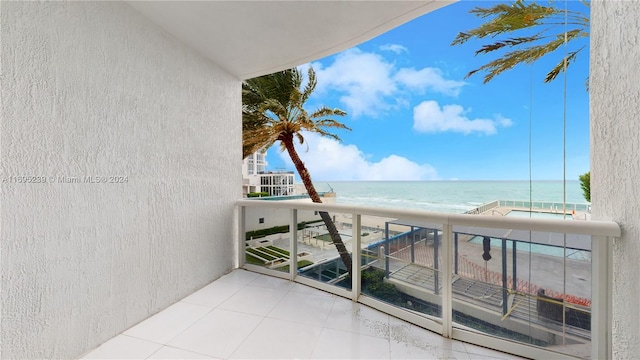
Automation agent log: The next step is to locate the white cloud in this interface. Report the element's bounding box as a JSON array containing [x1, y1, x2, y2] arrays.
[[313, 48, 397, 118], [379, 44, 408, 54], [395, 67, 466, 96], [279, 132, 438, 181], [312, 48, 464, 118], [413, 100, 513, 135], [495, 114, 514, 127]]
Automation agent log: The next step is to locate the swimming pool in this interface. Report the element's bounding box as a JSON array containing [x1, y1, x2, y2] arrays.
[[468, 236, 590, 261], [506, 210, 571, 220]]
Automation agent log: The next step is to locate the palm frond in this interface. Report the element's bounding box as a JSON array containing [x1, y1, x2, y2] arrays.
[[545, 46, 584, 82], [315, 119, 351, 131], [466, 29, 587, 83], [475, 35, 541, 55], [452, 0, 561, 45], [242, 66, 349, 158], [301, 67, 317, 105], [243, 127, 280, 157], [452, 0, 590, 85], [261, 98, 290, 122], [309, 128, 342, 142], [309, 106, 347, 119]]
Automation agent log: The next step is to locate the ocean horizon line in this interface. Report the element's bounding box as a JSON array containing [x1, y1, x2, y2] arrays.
[[301, 179, 580, 184], [296, 180, 588, 212]]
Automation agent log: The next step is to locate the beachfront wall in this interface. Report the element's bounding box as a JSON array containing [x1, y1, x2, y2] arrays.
[[1, 2, 239, 359], [591, 2, 640, 359], [244, 196, 338, 232], [245, 207, 320, 233]]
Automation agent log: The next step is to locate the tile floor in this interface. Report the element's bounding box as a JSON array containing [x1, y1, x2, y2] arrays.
[[80, 269, 527, 359]]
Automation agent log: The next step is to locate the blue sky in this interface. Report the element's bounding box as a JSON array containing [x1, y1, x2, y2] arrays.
[[265, 1, 590, 181]]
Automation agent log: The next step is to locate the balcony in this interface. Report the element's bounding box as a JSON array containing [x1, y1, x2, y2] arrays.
[[4, 1, 637, 359], [82, 200, 618, 359], [237, 200, 620, 359], [81, 269, 524, 359]]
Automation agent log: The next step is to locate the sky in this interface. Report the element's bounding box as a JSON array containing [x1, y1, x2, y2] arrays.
[[263, 1, 591, 182]]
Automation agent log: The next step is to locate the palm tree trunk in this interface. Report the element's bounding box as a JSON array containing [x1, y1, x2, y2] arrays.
[[281, 136, 353, 277]]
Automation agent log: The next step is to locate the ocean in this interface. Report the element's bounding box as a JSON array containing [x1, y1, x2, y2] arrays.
[[314, 181, 586, 214]]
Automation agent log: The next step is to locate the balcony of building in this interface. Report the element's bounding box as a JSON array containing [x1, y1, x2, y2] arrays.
[[3, 1, 637, 360], [81, 200, 618, 359], [81, 269, 524, 360]]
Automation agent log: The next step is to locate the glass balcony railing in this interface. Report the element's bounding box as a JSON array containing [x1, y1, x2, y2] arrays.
[[237, 200, 619, 360], [499, 200, 591, 213]]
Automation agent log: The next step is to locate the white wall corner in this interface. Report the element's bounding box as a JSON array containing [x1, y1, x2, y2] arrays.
[[590, 1, 640, 359], [1, 1, 241, 358]]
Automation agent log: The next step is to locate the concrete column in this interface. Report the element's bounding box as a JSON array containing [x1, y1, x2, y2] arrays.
[[591, 2, 640, 358]]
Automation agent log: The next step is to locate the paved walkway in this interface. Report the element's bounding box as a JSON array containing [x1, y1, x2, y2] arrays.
[[391, 239, 591, 300]]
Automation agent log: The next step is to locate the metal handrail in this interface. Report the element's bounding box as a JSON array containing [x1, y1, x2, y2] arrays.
[[236, 200, 620, 237]]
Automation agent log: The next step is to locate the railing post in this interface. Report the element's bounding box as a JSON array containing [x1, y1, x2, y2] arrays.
[[442, 223, 453, 338], [289, 209, 297, 281], [238, 206, 246, 268], [410, 226, 415, 263], [512, 240, 517, 291], [592, 235, 611, 359], [434, 229, 439, 295], [454, 232, 459, 275], [352, 212, 361, 302], [501, 238, 508, 316], [384, 222, 390, 279]]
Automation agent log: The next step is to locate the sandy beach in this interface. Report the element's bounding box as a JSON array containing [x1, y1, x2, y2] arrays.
[[269, 210, 591, 300]]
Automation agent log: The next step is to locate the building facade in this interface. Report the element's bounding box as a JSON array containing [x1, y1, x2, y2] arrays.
[[243, 148, 267, 176], [259, 171, 295, 196], [242, 149, 295, 197]]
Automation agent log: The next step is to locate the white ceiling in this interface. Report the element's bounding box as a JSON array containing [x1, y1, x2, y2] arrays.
[[127, 1, 454, 80]]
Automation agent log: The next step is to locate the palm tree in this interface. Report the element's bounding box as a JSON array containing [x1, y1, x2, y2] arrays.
[[242, 71, 299, 158], [579, 171, 590, 202], [451, 0, 589, 84], [243, 67, 353, 276]]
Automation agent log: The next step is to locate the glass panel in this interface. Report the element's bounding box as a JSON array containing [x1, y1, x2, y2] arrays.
[[359, 216, 443, 321], [244, 206, 296, 274], [297, 211, 352, 289], [451, 226, 592, 357]]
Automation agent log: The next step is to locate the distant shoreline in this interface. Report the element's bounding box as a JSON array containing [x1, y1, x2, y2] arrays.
[[302, 179, 580, 183], [299, 180, 588, 213]]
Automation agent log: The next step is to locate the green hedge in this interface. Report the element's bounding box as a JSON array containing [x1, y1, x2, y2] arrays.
[[359, 267, 403, 304], [245, 219, 324, 240], [246, 247, 277, 261], [279, 260, 314, 273], [246, 225, 288, 240], [299, 219, 324, 229], [245, 253, 265, 265], [245, 251, 313, 271], [266, 246, 290, 257], [247, 192, 270, 198], [315, 233, 333, 242], [245, 245, 291, 263], [259, 247, 289, 259]]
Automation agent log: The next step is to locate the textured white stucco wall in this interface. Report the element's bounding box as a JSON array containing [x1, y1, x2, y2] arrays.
[[590, 1, 640, 359], [1, 2, 240, 359]]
